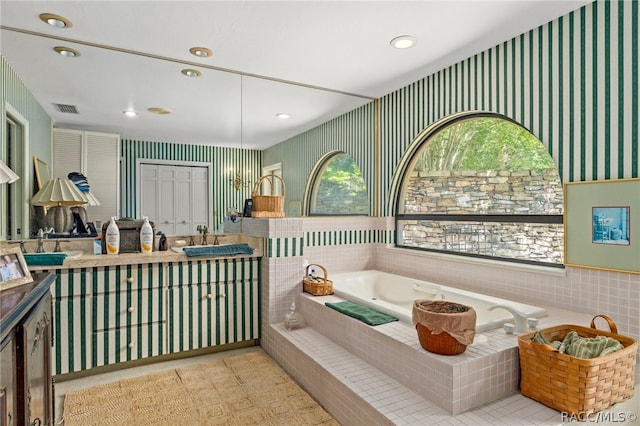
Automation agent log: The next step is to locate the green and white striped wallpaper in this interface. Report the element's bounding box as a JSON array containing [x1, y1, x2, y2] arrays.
[[121, 140, 262, 226], [265, 0, 639, 217]]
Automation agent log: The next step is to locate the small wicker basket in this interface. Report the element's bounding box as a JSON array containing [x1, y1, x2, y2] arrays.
[[252, 175, 285, 218], [518, 314, 637, 420], [302, 264, 333, 296]]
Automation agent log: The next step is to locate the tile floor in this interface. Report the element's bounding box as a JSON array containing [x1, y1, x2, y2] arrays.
[[54, 343, 638, 426]]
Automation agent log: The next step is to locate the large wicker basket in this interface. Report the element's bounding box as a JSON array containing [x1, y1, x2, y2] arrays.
[[518, 315, 637, 420], [252, 174, 285, 218], [302, 264, 333, 296]]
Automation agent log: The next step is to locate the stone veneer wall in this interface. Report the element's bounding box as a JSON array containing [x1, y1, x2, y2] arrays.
[[400, 169, 564, 263]]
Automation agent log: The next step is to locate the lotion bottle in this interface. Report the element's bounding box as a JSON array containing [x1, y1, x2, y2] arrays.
[[140, 217, 153, 253], [105, 217, 120, 255]]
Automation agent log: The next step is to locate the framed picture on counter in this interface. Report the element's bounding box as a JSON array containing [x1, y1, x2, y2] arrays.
[[0, 246, 33, 290]]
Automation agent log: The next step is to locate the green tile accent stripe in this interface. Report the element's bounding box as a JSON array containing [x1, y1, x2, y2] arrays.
[[265, 229, 393, 258], [120, 139, 261, 227]]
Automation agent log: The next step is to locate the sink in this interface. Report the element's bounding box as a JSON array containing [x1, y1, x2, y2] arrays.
[[23, 250, 83, 266]]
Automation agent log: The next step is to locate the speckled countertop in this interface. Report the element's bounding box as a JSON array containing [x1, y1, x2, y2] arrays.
[[1, 233, 263, 271]]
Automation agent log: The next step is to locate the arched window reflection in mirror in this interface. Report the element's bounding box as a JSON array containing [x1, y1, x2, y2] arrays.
[[396, 114, 564, 267], [309, 152, 369, 216]]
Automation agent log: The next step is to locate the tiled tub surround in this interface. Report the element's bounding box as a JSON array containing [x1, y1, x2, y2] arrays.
[[265, 294, 637, 423], [299, 292, 530, 414], [253, 217, 638, 423]]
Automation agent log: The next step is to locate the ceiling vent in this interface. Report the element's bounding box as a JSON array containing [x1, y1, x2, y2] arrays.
[[53, 103, 79, 114]]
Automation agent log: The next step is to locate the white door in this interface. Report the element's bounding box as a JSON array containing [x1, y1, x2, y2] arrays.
[[139, 162, 210, 236]]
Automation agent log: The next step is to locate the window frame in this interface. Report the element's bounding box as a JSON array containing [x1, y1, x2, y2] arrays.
[[306, 151, 369, 217], [394, 112, 564, 268]]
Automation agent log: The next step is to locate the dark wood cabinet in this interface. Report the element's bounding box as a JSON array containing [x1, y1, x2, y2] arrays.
[[0, 273, 55, 426]]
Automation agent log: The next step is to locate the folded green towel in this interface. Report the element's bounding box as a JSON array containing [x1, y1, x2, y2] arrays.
[[325, 301, 399, 326], [183, 243, 253, 258], [23, 253, 68, 266], [532, 330, 624, 359]]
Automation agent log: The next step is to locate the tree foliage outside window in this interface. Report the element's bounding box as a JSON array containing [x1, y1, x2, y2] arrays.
[[415, 117, 556, 171], [397, 115, 564, 266], [310, 152, 368, 215]]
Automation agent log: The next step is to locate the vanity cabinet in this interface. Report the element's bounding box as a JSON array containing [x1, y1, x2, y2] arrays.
[[92, 263, 165, 368], [166, 258, 260, 354], [50, 257, 259, 376]]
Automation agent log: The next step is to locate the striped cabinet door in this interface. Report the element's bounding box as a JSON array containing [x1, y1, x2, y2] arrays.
[[51, 268, 93, 375], [167, 258, 260, 354], [91, 263, 165, 368]]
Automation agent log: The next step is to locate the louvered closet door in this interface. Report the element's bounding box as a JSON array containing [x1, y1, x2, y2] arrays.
[[52, 129, 83, 180], [84, 131, 120, 223]]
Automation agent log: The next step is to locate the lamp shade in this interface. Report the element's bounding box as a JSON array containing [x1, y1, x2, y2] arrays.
[[0, 160, 20, 184], [31, 178, 87, 206]]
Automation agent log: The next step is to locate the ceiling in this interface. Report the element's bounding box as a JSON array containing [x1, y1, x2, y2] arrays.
[[1, 1, 590, 150]]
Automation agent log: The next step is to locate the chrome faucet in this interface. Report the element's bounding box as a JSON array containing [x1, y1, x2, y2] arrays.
[[36, 227, 55, 253], [197, 225, 209, 245], [489, 304, 528, 333]]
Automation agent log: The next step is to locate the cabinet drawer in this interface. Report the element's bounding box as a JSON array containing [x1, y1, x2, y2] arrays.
[[92, 264, 164, 293], [53, 268, 93, 298], [92, 322, 165, 368], [166, 258, 258, 287], [93, 288, 165, 332]]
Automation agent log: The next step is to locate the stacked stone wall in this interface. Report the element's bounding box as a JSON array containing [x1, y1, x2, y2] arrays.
[[401, 169, 564, 263]]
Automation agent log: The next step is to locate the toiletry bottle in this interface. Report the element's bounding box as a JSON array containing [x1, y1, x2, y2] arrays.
[[140, 216, 154, 253], [284, 301, 305, 330], [105, 217, 120, 255]]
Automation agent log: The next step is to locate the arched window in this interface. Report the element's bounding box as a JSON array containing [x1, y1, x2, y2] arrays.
[[395, 113, 564, 267], [308, 152, 369, 215]]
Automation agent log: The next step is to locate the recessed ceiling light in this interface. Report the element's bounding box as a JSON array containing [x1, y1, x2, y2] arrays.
[[390, 35, 415, 49], [276, 113, 290, 119], [123, 110, 138, 117], [189, 47, 213, 58], [147, 107, 172, 115], [39, 13, 72, 28], [181, 69, 202, 78], [54, 46, 80, 57]]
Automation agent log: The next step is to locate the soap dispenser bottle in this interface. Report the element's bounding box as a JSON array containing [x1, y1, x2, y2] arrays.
[[105, 217, 120, 255], [140, 217, 153, 254]]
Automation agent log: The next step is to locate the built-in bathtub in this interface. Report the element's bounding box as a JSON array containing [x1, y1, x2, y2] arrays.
[[331, 270, 546, 332]]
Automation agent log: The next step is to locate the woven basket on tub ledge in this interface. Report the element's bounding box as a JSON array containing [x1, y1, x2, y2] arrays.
[[302, 264, 333, 296], [517, 314, 637, 420], [251, 174, 285, 218]]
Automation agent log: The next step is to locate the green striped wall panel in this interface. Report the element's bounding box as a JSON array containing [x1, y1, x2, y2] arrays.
[[120, 140, 262, 227], [264, 1, 638, 217], [1, 56, 52, 165]]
